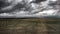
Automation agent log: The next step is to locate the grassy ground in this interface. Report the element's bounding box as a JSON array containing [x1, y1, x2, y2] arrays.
[[0, 18, 60, 34]]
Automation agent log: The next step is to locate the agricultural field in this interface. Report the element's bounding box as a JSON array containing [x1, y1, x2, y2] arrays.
[[0, 18, 60, 34]]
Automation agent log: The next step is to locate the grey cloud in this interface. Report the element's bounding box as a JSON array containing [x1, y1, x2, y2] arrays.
[[0, 0, 59, 18]]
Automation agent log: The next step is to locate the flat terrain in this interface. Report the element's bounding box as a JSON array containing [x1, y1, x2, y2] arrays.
[[0, 18, 60, 34]]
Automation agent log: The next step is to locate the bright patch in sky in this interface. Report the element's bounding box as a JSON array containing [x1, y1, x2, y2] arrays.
[[50, 0, 57, 1]]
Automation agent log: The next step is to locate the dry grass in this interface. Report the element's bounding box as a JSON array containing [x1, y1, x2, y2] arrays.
[[0, 18, 60, 34]]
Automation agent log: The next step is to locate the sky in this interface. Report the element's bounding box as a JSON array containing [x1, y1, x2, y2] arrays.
[[0, 0, 59, 18]]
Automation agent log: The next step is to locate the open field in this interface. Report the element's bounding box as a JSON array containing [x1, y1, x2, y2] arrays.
[[0, 18, 60, 34]]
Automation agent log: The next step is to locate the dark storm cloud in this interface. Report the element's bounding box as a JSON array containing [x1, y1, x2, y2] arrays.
[[0, 0, 59, 18]]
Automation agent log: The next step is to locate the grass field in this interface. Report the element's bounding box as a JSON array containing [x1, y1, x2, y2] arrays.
[[0, 18, 60, 34]]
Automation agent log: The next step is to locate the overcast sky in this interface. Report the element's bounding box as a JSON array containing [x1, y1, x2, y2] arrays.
[[0, 0, 59, 18]]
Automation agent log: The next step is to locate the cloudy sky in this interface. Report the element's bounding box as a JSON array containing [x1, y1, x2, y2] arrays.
[[0, 0, 59, 18]]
